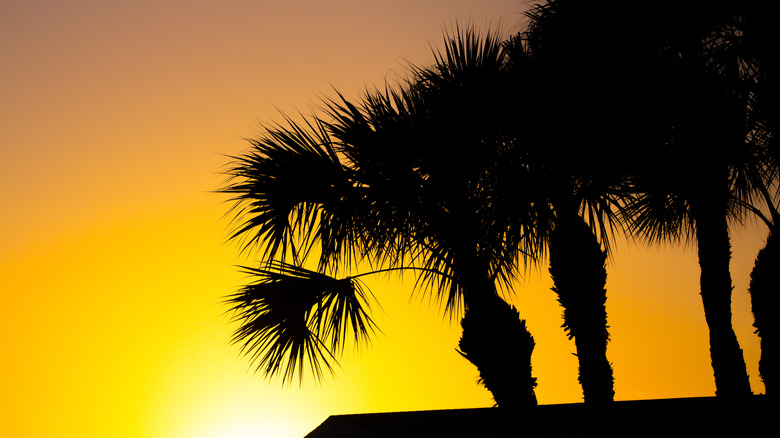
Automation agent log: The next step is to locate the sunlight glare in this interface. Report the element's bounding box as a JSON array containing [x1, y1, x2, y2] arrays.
[[197, 418, 289, 438]]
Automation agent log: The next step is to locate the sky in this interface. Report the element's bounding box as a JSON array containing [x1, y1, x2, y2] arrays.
[[0, 1, 768, 437]]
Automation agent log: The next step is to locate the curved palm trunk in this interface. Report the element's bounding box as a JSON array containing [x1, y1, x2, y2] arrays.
[[548, 213, 614, 405], [749, 228, 778, 396], [692, 198, 753, 399], [458, 288, 537, 409]]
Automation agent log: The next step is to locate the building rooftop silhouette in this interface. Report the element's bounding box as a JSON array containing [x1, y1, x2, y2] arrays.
[[304, 396, 770, 437]]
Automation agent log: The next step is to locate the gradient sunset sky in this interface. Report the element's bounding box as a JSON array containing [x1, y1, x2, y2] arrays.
[[0, 1, 768, 437]]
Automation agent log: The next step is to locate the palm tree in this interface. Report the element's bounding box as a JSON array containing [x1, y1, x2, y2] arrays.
[[221, 28, 539, 408], [500, 4, 646, 405], [640, 0, 780, 400], [625, 76, 755, 399], [524, 0, 767, 400], [735, 0, 780, 397], [615, 2, 761, 399], [327, 24, 627, 407], [745, 192, 779, 397]]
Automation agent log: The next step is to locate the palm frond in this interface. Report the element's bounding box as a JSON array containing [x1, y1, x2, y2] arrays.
[[623, 188, 693, 245], [425, 24, 507, 86], [322, 87, 432, 267], [220, 114, 361, 268], [225, 261, 378, 384]]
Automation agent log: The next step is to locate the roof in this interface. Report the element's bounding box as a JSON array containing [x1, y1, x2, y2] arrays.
[[304, 395, 771, 438]]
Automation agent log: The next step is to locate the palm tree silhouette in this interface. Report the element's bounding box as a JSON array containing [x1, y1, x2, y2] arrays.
[[614, 1, 764, 399], [738, 0, 780, 398], [746, 203, 778, 397], [523, 0, 774, 401], [626, 73, 754, 400], [221, 28, 539, 408], [503, 3, 647, 405]]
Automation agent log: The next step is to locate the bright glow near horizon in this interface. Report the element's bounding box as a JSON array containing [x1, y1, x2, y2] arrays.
[[0, 2, 766, 438]]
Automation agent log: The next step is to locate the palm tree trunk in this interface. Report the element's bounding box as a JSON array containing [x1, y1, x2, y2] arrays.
[[548, 213, 614, 405], [693, 199, 753, 399], [749, 228, 778, 396], [458, 289, 537, 409]]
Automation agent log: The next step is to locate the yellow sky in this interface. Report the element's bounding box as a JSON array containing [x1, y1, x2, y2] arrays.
[[0, 1, 767, 437]]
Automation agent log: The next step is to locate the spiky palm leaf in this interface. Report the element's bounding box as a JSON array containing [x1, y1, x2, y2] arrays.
[[323, 86, 428, 268], [221, 114, 372, 272], [225, 261, 377, 383]]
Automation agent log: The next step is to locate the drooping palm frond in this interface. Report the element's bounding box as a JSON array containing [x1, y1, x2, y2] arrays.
[[622, 181, 693, 245], [221, 114, 370, 270], [575, 175, 634, 257], [225, 261, 378, 384]]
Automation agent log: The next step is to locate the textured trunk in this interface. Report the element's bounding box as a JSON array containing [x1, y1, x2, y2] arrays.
[[749, 228, 778, 396], [693, 198, 753, 399], [458, 287, 537, 409], [548, 213, 614, 405]]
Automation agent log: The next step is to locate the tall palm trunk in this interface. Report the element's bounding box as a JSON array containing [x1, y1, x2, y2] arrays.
[[548, 213, 614, 405], [691, 192, 753, 399], [458, 286, 537, 409], [749, 228, 778, 396]]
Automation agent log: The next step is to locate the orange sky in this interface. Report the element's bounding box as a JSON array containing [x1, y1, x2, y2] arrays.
[[0, 1, 767, 437]]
